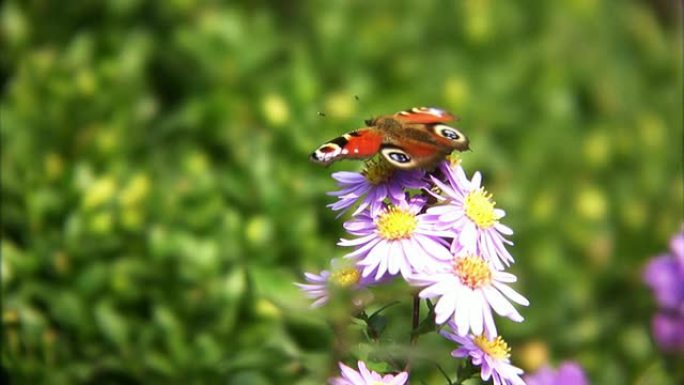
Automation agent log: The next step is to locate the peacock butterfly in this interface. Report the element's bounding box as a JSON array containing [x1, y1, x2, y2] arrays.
[[310, 107, 469, 169]]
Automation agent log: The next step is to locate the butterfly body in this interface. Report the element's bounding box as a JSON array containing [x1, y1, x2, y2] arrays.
[[310, 107, 469, 169]]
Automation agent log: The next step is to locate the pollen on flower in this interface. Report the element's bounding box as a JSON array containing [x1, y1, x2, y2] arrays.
[[464, 187, 498, 229], [474, 335, 511, 360], [376, 207, 417, 240], [362, 157, 395, 185], [453, 255, 492, 288], [330, 267, 361, 288]]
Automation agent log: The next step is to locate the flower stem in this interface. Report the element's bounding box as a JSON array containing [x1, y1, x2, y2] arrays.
[[411, 293, 420, 345], [404, 292, 421, 372]]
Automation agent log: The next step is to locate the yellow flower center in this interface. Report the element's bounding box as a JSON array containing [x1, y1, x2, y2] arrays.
[[464, 188, 498, 229], [330, 267, 361, 288], [453, 256, 492, 289], [474, 335, 511, 360], [376, 207, 417, 240], [363, 157, 395, 185]]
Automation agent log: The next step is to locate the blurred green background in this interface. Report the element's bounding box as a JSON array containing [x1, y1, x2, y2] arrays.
[[1, 0, 682, 384]]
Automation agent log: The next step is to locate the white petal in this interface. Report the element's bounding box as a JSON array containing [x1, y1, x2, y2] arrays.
[[387, 241, 400, 275], [460, 223, 478, 249], [454, 288, 470, 335], [493, 281, 529, 306], [471, 172, 482, 189], [360, 240, 389, 267], [416, 236, 453, 262], [338, 233, 378, 247], [344, 238, 382, 259], [469, 291, 484, 335], [495, 222, 513, 235], [482, 302, 497, 338], [419, 278, 454, 298], [435, 294, 456, 324], [483, 286, 523, 321], [494, 271, 517, 283], [375, 248, 389, 280]]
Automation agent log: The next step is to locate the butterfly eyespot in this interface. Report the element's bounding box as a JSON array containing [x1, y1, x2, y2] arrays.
[[440, 128, 460, 140], [388, 152, 410, 163], [433, 124, 466, 142]]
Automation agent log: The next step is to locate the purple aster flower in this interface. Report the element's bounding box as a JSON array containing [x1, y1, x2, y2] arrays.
[[524, 361, 589, 385], [295, 262, 376, 308], [339, 196, 453, 279], [426, 162, 514, 270], [442, 330, 525, 385], [329, 361, 409, 385], [643, 227, 684, 352], [409, 253, 529, 337], [643, 229, 684, 312], [328, 158, 428, 217], [651, 312, 684, 353]]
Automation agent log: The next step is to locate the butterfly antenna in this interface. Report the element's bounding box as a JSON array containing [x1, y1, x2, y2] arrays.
[[317, 111, 327, 117]]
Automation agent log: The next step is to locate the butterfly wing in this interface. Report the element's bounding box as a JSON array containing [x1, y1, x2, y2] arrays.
[[310, 128, 383, 166], [380, 136, 448, 169], [379, 122, 469, 169], [394, 107, 458, 124], [372, 107, 467, 169]]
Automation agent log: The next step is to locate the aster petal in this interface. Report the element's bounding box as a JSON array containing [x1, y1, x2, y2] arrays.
[[360, 240, 389, 268], [415, 227, 458, 240], [351, 200, 371, 217], [495, 223, 513, 235], [494, 271, 517, 283], [388, 182, 406, 202], [454, 288, 470, 334], [338, 233, 379, 247], [479, 234, 503, 270], [481, 360, 493, 380], [375, 250, 389, 280], [328, 181, 370, 198], [435, 293, 457, 324], [483, 302, 498, 338], [398, 250, 414, 278], [493, 281, 530, 306], [488, 231, 515, 265], [469, 291, 485, 335], [399, 238, 424, 271], [418, 277, 454, 298], [431, 176, 462, 200], [389, 372, 409, 385], [483, 286, 524, 322], [387, 241, 401, 275], [344, 218, 376, 234], [344, 238, 383, 259], [332, 171, 366, 183], [339, 362, 364, 383], [471, 171, 482, 189], [362, 263, 376, 278], [460, 222, 478, 249], [357, 361, 373, 381], [396, 239, 416, 274], [414, 234, 453, 262]]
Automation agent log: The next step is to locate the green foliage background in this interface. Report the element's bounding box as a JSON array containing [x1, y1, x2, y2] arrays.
[[1, 0, 682, 384]]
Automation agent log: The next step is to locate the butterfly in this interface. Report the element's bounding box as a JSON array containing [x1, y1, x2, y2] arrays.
[[310, 107, 469, 170]]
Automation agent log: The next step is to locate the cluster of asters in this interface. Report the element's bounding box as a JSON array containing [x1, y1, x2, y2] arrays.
[[298, 157, 529, 385]]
